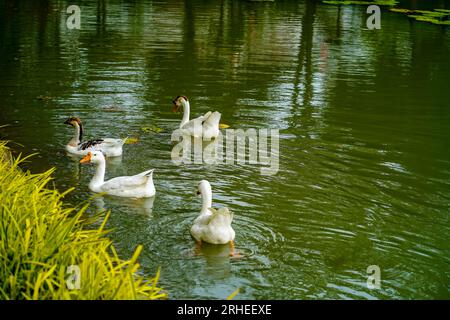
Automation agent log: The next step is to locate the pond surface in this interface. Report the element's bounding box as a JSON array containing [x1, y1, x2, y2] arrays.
[[0, 0, 449, 299]]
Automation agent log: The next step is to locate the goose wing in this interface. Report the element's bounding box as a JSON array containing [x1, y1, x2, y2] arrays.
[[100, 170, 153, 191], [101, 138, 127, 146], [78, 138, 126, 151], [181, 111, 213, 130], [201, 111, 212, 121], [78, 139, 104, 151], [206, 207, 233, 226], [203, 111, 221, 127]]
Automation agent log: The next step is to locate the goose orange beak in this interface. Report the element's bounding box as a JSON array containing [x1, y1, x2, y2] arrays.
[[80, 152, 92, 164], [172, 104, 180, 113]]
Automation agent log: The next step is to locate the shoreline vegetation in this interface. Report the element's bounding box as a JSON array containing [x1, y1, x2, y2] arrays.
[[0, 141, 166, 300]]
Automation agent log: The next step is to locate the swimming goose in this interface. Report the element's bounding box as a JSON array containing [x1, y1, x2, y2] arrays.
[[190, 180, 235, 254], [80, 151, 155, 198], [172, 96, 221, 139], [64, 117, 126, 157]]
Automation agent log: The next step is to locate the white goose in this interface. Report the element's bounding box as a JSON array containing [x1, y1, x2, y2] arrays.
[[80, 151, 155, 198], [190, 180, 235, 254], [64, 117, 126, 157], [172, 96, 221, 139]]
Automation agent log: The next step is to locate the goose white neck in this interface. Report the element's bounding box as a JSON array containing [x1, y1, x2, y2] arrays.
[[180, 100, 190, 127], [89, 158, 106, 190], [200, 183, 212, 213]]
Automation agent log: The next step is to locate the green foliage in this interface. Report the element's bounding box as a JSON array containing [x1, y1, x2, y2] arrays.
[[0, 142, 167, 300]]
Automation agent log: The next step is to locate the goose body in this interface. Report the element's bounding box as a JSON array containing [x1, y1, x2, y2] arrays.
[[172, 96, 221, 139], [80, 151, 155, 198], [64, 117, 126, 157], [190, 180, 235, 245]]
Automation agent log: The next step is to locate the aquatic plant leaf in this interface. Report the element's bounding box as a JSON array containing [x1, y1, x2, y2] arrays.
[[226, 288, 240, 300], [141, 126, 165, 133], [389, 7, 450, 26], [414, 10, 449, 17], [124, 137, 139, 144], [408, 14, 450, 25], [389, 8, 415, 14], [323, 0, 398, 6]]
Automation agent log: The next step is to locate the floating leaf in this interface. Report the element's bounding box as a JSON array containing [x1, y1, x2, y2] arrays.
[[226, 288, 240, 300], [323, 0, 398, 5], [389, 8, 415, 14], [219, 123, 230, 129], [388, 7, 450, 25], [414, 10, 449, 17], [141, 126, 165, 134], [408, 15, 450, 25], [124, 137, 139, 144], [406, 9, 450, 25]]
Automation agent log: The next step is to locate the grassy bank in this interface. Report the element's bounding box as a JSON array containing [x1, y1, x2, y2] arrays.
[[0, 141, 166, 300]]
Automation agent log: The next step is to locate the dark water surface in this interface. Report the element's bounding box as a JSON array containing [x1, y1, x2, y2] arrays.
[[0, 0, 449, 299]]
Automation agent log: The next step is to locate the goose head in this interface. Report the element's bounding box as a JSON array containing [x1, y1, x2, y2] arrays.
[[80, 151, 105, 165], [197, 179, 211, 198], [172, 95, 188, 113], [64, 116, 82, 127], [64, 116, 83, 144]]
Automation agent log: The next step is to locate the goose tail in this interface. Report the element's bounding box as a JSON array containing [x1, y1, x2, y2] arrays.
[[204, 111, 221, 127], [144, 169, 154, 187]]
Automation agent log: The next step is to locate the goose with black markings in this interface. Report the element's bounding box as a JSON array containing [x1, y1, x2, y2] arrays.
[[64, 117, 126, 157], [172, 96, 221, 139]]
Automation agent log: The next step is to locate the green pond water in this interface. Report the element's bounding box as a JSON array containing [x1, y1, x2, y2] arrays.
[[0, 0, 449, 299]]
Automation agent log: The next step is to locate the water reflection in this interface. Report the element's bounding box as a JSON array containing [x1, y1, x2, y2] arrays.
[[94, 195, 155, 217], [196, 243, 233, 279], [0, 0, 449, 299]]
